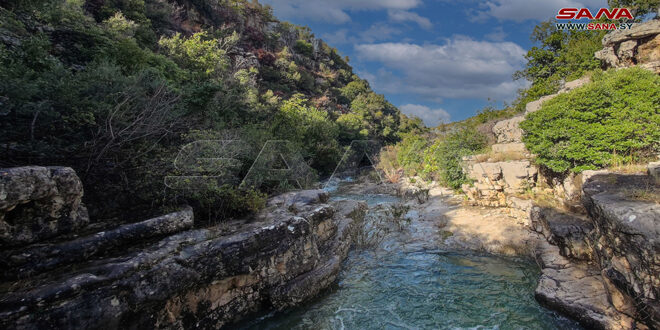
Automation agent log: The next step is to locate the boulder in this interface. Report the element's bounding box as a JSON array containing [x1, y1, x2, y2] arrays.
[[595, 46, 619, 68], [0, 167, 89, 248], [616, 40, 638, 66], [525, 94, 558, 114], [500, 161, 537, 191], [561, 77, 591, 91], [602, 20, 660, 46]]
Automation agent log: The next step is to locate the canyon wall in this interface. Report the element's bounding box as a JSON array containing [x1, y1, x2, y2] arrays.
[[0, 167, 366, 329]]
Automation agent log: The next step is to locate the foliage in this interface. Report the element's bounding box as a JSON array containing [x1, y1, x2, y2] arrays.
[[271, 94, 340, 174], [0, 0, 412, 222], [294, 39, 313, 57], [521, 68, 660, 174], [608, 0, 659, 17], [158, 32, 230, 77], [513, 20, 605, 111], [421, 129, 487, 189], [179, 184, 267, 225]]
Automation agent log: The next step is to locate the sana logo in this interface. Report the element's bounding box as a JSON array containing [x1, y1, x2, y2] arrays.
[[556, 8, 634, 20]]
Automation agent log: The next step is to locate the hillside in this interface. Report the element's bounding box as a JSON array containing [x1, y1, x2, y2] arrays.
[[0, 0, 423, 222]]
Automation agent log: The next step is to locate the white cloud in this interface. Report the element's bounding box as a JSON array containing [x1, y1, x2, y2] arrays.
[[321, 23, 402, 44], [261, 0, 422, 23], [388, 10, 433, 29], [485, 26, 507, 41], [355, 36, 528, 102], [470, 0, 607, 22], [400, 104, 451, 126]]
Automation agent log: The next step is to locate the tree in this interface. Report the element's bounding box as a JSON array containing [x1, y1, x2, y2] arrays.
[[608, 0, 660, 18]]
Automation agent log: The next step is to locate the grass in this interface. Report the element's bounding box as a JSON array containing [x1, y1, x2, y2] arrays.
[[606, 163, 649, 174], [624, 184, 660, 203]]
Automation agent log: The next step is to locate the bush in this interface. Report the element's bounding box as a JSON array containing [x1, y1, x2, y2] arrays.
[[294, 39, 313, 57], [421, 128, 487, 189], [521, 68, 660, 174], [271, 94, 340, 174]]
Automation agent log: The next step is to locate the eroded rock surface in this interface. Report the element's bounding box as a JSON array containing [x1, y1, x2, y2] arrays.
[[531, 207, 593, 261], [596, 20, 660, 73], [582, 172, 660, 328], [0, 179, 367, 329], [0, 166, 90, 248], [535, 241, 637, 330]]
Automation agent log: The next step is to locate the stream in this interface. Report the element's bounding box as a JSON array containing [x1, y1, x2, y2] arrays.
[[239, 191, 582, 329]]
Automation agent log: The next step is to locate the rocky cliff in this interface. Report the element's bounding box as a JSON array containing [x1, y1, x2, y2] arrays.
[[459, 20, 660, 328], [596, 19, 660, 73], [0, 167, 367, 329]]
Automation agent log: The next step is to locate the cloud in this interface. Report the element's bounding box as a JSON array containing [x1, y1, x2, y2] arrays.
[[400, 104, 451, 126], [470, 0, 607, 22], [485, 26, 507, 41], [388, 10, 433, 29], [321, 23, 402, 44], [355, 36, 528, 102], [260, 0, 422, 23]]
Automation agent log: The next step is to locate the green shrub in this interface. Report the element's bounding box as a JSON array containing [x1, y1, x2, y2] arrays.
[[521, 68, 660, 174], [294, 39, 313, 57], [396, 133, 428, 175], [271, 94, 340, 174], [421, 128, 487, 189]]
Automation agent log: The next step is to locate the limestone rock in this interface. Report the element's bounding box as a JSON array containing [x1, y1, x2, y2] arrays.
[[0, 207, 194, 280], [534, 241, 637, 330], [638, 35, 660, 65], [525, 94, 558, 114], [648, 161, 660, 184], [595, 46, 619, 68], [561, 76, 591, 91], [602, 20, 660, 46], [0, 166, 89, 248], [530, 207, 593, 261], [0, 190, 368, 329], [492, 116, 524, 143], [616, 40, 638, 66], [582, 172, 660, 328], [491, 142, 528, 156]]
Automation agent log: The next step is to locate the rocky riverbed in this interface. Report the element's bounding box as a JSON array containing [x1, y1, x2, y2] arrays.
[[0, 166, 657, 329]]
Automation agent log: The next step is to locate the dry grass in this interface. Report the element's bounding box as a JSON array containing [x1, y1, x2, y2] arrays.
[[625, 186, 660, 203], [377, 146, 403, 183], [607, 163, 648, 174]]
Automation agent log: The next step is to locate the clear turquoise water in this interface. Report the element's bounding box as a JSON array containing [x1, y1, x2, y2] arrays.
[[239, 194, 581, 330]]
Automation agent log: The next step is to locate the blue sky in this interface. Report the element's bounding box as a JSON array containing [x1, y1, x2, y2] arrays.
[[260, 0, 608, 125]]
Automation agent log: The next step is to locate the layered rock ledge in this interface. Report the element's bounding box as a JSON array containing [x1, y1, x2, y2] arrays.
[[0, 167, 367, 329]]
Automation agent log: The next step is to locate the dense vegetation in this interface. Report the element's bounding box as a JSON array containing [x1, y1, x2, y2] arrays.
[[0, 0, 423, 222], [521, 68, 660, 174]]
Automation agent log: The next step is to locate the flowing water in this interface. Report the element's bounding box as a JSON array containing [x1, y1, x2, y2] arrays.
[[239, 193, 582, 330]]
